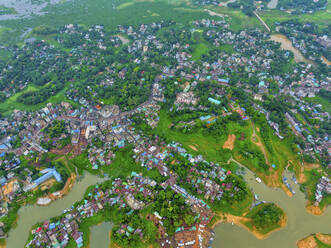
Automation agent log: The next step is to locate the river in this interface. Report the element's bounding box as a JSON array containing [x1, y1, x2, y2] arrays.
[[270, 34, 313, 64], [90, 222, 113, 248], [212, 167, 331, 248], [6, 173, 105, 248]]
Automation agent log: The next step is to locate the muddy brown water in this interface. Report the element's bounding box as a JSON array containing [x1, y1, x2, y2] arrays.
[[270, 34, 313, 64], [6, 173, 105, 248], [212, 169, 331, 248]]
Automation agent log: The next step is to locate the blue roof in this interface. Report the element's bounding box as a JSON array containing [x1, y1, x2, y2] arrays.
[[208, 97, 221, 105], [218, 78, 229, 83], [0, 144, 8, 149], [34, 168, 62, 186], [200, 115, 211, 121], [295, 125, 302, 132]]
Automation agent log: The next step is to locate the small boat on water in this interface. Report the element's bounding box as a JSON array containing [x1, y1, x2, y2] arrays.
[[256, 177, 262, 183]]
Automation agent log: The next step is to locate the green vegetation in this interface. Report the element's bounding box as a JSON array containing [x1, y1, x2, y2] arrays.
[[101, 146, 145, 178], [0, 5, 16, 15], [244, 203, 285, 235], [0, 0, 209, 44]]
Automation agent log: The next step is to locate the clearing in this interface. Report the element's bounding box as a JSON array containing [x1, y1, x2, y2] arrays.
[[223, 134, 236, 150]]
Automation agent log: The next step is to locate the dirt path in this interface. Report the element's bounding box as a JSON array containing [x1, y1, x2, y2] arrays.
[[223, 134, 236, 150], [115, 35, 129, 44], [189, 144, 198, 151], [251, 123, 269, 165]]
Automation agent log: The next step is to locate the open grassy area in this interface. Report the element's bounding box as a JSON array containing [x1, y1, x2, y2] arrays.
[[205, 7, 261, 31], [0, 0, 209, 44], [260, 2, 331, 31], [101, 146, 145, 178], [155, 110, 233, 163], [304, 96, 331, 115], [155, 110, 302, 189], [0, 84, 74, 116]]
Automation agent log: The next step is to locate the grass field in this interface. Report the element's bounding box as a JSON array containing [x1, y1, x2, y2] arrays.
[[155, 110, 303, 188], [0, 84, 75, 116], [0, 0, 209, 44], [304, 96, 331, 115], [155, 110, 232, 163]]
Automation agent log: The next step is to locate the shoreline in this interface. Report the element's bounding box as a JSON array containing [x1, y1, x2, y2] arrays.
[[297, 233, 331, 248], [36, 173, 76, 206], [211, 212, 287, 240], [305, 202, 327, 216]]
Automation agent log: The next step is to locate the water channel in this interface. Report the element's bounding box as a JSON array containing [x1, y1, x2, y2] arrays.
[[6, 173, 105, 248], [5, 164, 331, 248], [212, 167, 331, 248], [270, 34, 313, 64]]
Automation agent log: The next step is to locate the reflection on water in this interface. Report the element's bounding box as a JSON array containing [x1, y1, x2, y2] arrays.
[[212, 168, 331, 248], [6, 173, 105, 248]]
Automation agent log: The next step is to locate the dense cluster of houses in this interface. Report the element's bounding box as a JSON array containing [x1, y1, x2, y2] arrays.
[[0, 16, 330, 247], [314, 176, 331, 206]]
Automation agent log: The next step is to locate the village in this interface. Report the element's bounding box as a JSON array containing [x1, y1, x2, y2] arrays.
[[0, 16, 329, 248]]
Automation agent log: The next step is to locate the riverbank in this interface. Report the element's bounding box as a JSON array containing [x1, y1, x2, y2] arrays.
[[297, 233, 331, 248], [306, 203, 327, 216], [211, 211, 287, 240], [36, 173, 76, 206], [0, 240, 6, 248], [270, 34, 314, 64]]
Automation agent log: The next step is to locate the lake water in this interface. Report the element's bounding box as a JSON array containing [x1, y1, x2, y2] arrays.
[[270, 34, 313, 64], [6, 173, 105, 248], [90, 222, 113, 248], [212, 167, 331, 248]]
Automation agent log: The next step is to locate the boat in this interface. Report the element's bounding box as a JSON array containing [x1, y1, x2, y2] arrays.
[[255, 177, 262, 183]]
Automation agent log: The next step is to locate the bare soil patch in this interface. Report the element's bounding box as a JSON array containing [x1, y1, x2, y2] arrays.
[[189, 144, 198, 151], [316, 233, 331, 245], [223, 134, 236, 150], [297, 235, 317, 248], [304, 163, 320, 170], [306, 204, 325, 216]]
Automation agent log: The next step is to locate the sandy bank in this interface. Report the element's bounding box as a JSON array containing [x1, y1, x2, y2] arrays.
[[305, 203, 326, 216], [212, 212, 287, 240], [297, 233, 331, 248]]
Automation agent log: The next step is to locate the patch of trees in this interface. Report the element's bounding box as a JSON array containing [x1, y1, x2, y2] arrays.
[[277, 0, 327, 13], [44, 120, 67, 138], [151, 188, 195, 235], [251, 203, 283, 230]]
